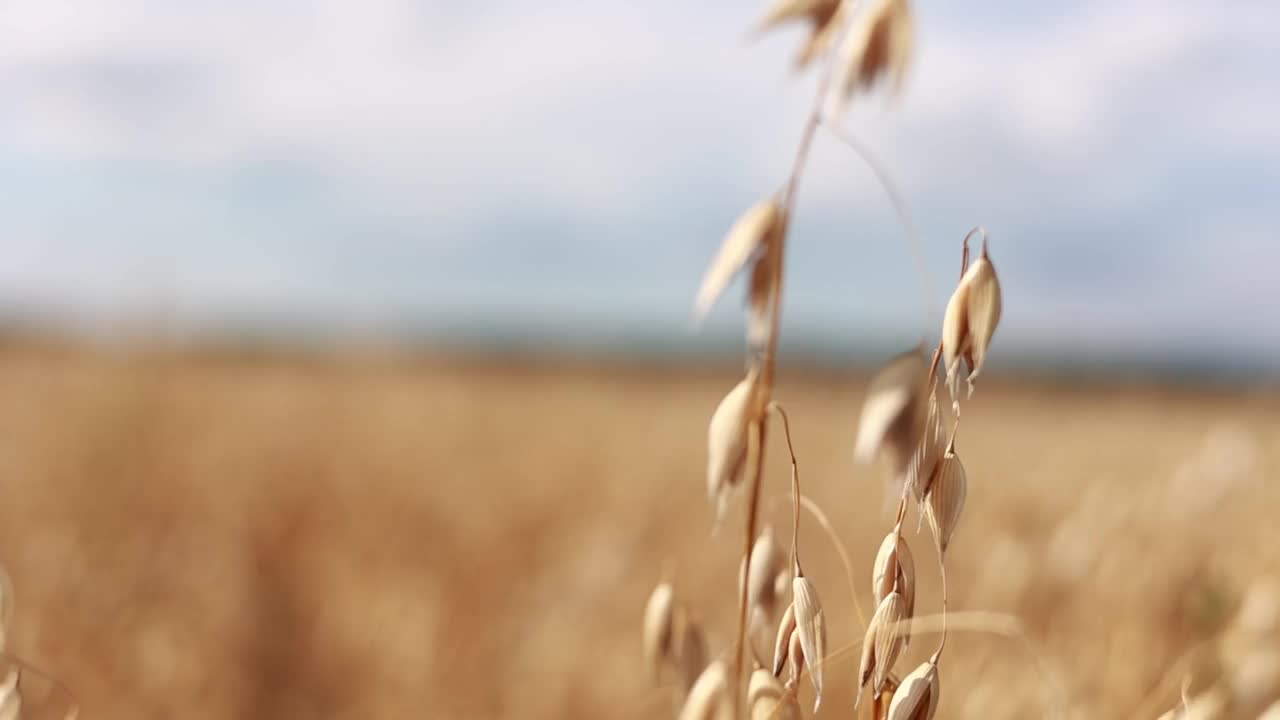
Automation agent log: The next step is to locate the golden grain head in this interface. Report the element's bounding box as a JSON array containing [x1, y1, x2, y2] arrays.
[[786, 624, 805, 688], [924, 446, 968, 557], [707, 372, 760, 521], [906, 389, 943, 501], [887, 660, 939, 720], [748, 667, 802, 720], [854, 348, 928, 472], [943, 242, 1002, 403], [772, 602, 797, 677], [858, 591, 910, 709], [831, 0, 914, 113], [642, 582, 677, 683], [0, 669, 19, 720], [792, 575, 827, 710], [872, 673, 901, 720], [678, 619, 711, 695], [794, 1, 849, 68], [678, 660, 733, 720], [872, 531, 916, 624], [744, 527, 789, 623], [694, 200, 785, 320], [755, 0, 846, 70]]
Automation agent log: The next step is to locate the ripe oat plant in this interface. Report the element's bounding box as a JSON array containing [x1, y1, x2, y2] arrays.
[[643, 1, 1010, 718], [0, 565, 79, 720]]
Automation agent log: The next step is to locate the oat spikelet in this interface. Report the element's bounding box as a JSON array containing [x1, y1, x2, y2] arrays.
[[786, 626, 805, 688], [857, 591, 909, 708], [748, 667, 801, 720], [743, 527, 789, 624], [792, 575, 827, 711], [887, 660, 940, 720], [642, 582, 676, 683], [0, 669, 19, 720], [872, 531, 916, 622], [707, 371, 761, 522], [873, 673, 901, 720], [942, 240, 1002, 402], [854, 348, 928, 476], [678, 660, 733, 720], [694, 200, 785, 320], [905, 389, 943, 501], [771, 602, 797, 676], [923, 442, 968, 557], [756, 0, 847, 68], [831, 0, 914, 113]]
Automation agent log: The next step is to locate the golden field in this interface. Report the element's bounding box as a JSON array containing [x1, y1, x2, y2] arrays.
[[0, 345, 1277, 719]]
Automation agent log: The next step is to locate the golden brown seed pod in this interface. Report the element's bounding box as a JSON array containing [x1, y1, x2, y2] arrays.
[[857, 591, 909, 709], [0, 668, 19, 720], [854, 348, 929, 477], [642, 582, 676, 683], [905, 390, 943, 501], [831, 0, 914, 113], [786, 625, 805, 688], [923, 443, 968, 557], [678, 620, 710, 695], [678, 660, 733, 720], [792, 575, 827, 710], [873, 673, 901, 720], [772, 602, 797, 677], [743, 527, 789, 625], [887, 660, 940, 720], [872, 531, 916, 624], [707, 371, 761, 522], [943, 240, 1002, 403], [694, 200, 785, 320], [749, 667, 801, 720], [756, 0, 846, 69]]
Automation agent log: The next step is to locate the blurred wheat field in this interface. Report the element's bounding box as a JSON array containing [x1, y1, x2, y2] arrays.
[[0, 346, 1276, 719]]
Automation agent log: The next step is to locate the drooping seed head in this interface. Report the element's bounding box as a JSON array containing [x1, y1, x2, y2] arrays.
[[678, 660, 733, 720], [748, 667, 802, 720], [855, 348, 929, 477], [694, 200, 785, 321], [872, 531, 916, 624], [786, 624, 805, 688], [943, 240, 1002, 403], [923, 443, 968, 557], [772, 602, 796, 677], [905, 390, 944, 501], [707, 371, 761, 522], [857, 591, 910, 709], [830, 0, 914, 114], [743, 527, 789, 625], [873, 673, 901, 720], [792, 575, 827, 710], [642, 582, 676, 683], [0, 669, 19, 720], [678, 620, 711, 695], [887, 660, 940, 720], [756, 0, 847, 69]]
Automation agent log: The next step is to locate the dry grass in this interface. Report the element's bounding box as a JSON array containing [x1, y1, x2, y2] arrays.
[[0, 346, 1277, 718]]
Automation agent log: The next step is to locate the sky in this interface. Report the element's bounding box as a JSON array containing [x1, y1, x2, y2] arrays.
[[0, 1, 1277, 368]]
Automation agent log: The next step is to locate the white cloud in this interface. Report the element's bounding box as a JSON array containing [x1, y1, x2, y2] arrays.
[[0, 0, 1276, 358]]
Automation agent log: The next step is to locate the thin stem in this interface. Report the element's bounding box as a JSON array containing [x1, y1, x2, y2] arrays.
[[768, 402, 802, 575], [821, 120, 938, 324], [733, 9, 847, 711], [798, 494, 868, 631], [934, 550, 949, 658], [733, 417, 767, 718]]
